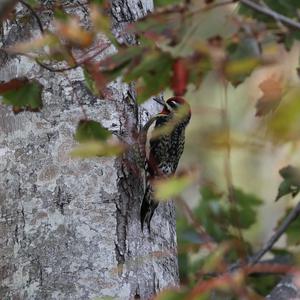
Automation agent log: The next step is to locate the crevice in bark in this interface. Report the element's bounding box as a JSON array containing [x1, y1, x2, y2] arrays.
[[54, 185, 72, 215], [134, 286, 141, 299]]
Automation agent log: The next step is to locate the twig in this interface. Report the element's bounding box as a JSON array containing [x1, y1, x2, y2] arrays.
[[35, 59, 78, 72], [227, 200, 300, 273], [19, 0, 44, 33], [248, 200, 300, 265], [189, 263, 298, 300], [239, 0, 300, 31], [14, 43, 111, 73]]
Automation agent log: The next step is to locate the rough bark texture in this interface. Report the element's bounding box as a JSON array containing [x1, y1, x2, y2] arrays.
[[0, 1, 178, 299], [267, 275, 300, 300]]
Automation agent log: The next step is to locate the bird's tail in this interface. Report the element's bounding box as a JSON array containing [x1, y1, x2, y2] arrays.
[[140, 182, 159, 232]]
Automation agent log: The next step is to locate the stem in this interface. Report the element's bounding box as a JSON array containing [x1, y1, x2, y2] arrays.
[[249, 200, 300, 265], [239, 0, 300, 31]]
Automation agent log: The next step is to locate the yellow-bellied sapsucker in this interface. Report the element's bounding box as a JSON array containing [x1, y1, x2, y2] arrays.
[[140, 96, 191, 231]]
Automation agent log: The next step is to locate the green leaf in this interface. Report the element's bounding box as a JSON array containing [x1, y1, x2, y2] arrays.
[[279, 165, 300, 185], [83, 68, 99, 96], [276, 166, 300, 201], [153, 0, 182, 7], [195, 186, 262, 241], [229, 189, 262, 229], [25, 0, 39, 7], [195, 187, 228, 242], [248, 274, 280, 297], [155, 289, 188, 300], [70, 141, 124, 158], [125, 51, 173, 103], [75, 120, 111, 142], [276, 180, 294, 201], [89, 0, 105, 5], [0, 78, 43, 112]]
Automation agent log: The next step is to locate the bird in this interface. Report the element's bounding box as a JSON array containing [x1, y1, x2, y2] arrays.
[[140, 96, 191, 231]]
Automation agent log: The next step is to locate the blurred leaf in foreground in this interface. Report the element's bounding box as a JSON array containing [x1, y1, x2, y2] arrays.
[[154, 288, 188, 300], [153, 170, 197, 201], [195, 186, 262, 241], [70, 140, 124, 158], [0, 78, 43, 113], [75, 120, 111, 142]]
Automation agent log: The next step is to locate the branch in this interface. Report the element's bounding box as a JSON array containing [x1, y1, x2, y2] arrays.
[[239, 0, 300, 31], [249, 200, 300, 265], [228, 199, 300, 273]]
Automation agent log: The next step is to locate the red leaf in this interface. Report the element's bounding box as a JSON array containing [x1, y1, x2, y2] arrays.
[[171, 58, 188, 96], [0, 78, 28, 93]]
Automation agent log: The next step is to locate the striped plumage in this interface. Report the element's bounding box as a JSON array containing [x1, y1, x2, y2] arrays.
[[140, 96, 191, 231]]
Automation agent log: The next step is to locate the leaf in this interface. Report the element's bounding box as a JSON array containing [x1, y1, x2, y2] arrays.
[[267, 87, 300, 141], [153, 0, 182, 7], [7, 33, 61, 53], [154, 289, 188, 300], [275, 166, 300, 201], [248, 274, 280, 296], [90, 3, 111, 34], [124, 51, 173, 103], [275, 180, 294, 201], [75, 120, 111, 142], [0, 78, 43, 112], [225, 36, 260, 86], [229, 189, 262, 229], [171, 58, 188, 96], [83, 68, 100, 97], [195, 186, 262, 241], [279, 165, 300, 184], [70, 140, 124, 158], [195, 186, 228, 242], [153, 172, 195, 201], [55, 18, 93, 48], [255, 75, 283, 117]]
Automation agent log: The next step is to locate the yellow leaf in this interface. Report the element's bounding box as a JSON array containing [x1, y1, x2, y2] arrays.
[[90, 4, 111, 34], [55, 18, 93, 48], [268, 87, 300, 141], [70, 141, 125, 158], [7, 33, 60, 54], [153, 171, 196, 201]]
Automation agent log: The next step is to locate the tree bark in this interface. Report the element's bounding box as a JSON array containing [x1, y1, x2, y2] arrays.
[[267, 275, 300, 300], [0, 1, 178, 299]]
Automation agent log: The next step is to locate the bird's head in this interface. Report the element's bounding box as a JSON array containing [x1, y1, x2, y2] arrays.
[[161, 96, 191, 120]]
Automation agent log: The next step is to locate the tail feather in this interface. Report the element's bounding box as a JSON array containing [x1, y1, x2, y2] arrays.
[[140, 184, 159, 232]]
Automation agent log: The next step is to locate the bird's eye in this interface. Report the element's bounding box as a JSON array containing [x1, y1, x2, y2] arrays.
[[168, 100, 180, 109]]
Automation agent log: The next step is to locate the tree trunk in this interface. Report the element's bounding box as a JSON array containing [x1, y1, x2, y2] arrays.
[[0, 1, 179, 299]]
